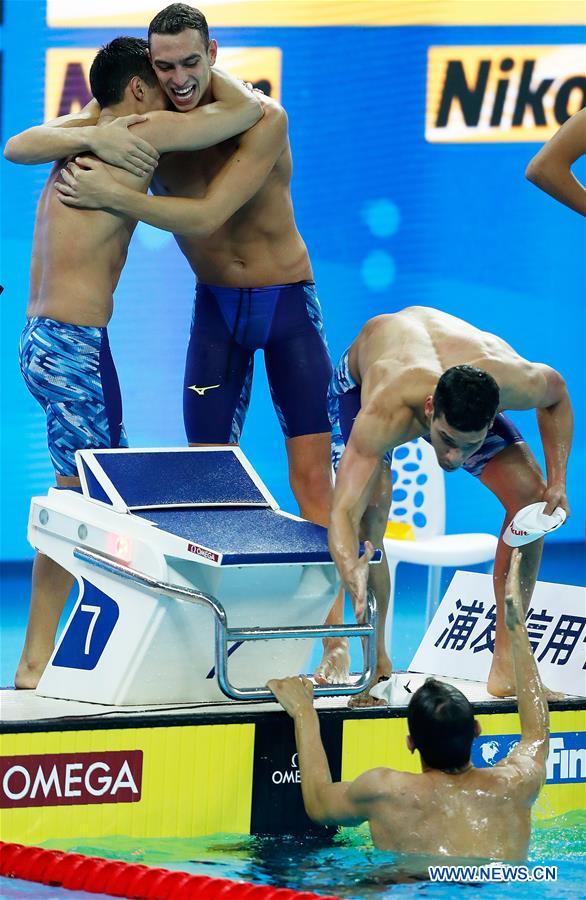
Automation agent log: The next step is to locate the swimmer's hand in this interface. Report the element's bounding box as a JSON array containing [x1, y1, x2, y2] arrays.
[[89, 115, 159, 177], [242, 81, 265, 96], [346, 541, 375, 623], [542, 482, 570, 518], [504, 549, 524, 632], [55, 157, 121, 210], [267, 676, 314, 718]]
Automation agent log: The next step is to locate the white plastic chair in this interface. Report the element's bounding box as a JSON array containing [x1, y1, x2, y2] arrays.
[[383, 438, 498, 650]]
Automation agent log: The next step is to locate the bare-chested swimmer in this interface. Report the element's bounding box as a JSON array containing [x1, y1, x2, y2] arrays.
[[269, 549, 549, 863], [526, 107, 586, 216], [324, 307, 572, 706], [4, 37, 262, 689], [54, 3, 344, 685]]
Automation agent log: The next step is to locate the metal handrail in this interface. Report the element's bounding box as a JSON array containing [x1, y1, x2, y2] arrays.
[[73, 547, 227, 622], [73, 546, 377, 702]]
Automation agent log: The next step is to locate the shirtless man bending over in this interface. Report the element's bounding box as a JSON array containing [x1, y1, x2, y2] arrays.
[[269, 549, 550, 862], [324, 306, 571, 705], [54, 3, 342, 683], [4, 37, 262, 688]]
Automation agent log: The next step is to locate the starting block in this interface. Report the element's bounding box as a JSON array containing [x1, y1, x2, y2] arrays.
[[30, 447, 377, 706]]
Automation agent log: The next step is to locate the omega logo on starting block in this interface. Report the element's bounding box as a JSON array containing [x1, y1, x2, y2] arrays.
[[187, 543, 221, 563]]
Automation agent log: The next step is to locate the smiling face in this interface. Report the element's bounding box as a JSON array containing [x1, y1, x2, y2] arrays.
[[149, 28, 217, 111], [425, 398, 488, 472]]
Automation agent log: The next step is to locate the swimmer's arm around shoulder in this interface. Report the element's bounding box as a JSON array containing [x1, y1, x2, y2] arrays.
[[3, 100, 101, 163], [525, 108, 586, 216], [62, 101, 287, 235], [4, 103, 159, 177], [136, 68, 263, 154], [500, 550, 549, 804]]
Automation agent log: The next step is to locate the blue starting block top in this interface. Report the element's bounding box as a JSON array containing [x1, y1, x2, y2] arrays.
[[142, 507, 332, 565], [77, 448, 272, 510], [75, 447, 381, 567]]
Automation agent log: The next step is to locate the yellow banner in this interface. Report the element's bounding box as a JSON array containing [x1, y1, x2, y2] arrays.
[[47, 1, 586, 28], [342, 711, 586, 822], [45, 46, 282, 120], [427, 45, 586, 142], [0, 724, 255, 844]]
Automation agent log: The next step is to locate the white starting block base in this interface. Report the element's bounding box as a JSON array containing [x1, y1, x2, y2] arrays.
[[37, 562, 337, 706], [30, 448, 343, 706]]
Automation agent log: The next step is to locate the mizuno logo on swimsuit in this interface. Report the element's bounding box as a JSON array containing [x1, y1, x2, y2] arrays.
[[188, 384, 220, 396]]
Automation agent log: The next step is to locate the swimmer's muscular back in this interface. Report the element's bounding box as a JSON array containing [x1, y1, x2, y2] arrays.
[[151, 99, 312, 287], [28, 160, 147, 327], [352, 307, 523, 387], [350, 307, 537, 414], [364, 762, 536, 859]]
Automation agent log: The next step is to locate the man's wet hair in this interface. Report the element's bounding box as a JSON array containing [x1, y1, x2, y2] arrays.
[[433, 365, 499, 432], [148, 3, 209, 48], [90, 37, 158, 107], [407, 678, 475, 771]]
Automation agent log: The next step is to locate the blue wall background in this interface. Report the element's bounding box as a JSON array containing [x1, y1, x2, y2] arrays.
[[1, 2, 585, 559]]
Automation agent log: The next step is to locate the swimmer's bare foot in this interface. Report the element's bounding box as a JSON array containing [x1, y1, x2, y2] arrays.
[[348, 665, 392, 709], [314, 637, 350, 685], [542, 686, 565, 702], [14, 660, 45, 690], [14, 651, 51, 690], [487, 665, 564, 702]]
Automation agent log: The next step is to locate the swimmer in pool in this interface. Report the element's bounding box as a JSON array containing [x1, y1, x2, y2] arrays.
[[268, 549, 550, 861], [325, 306, 572, 705], [525, 108, 586, 216], [4, 37, 262, 689]]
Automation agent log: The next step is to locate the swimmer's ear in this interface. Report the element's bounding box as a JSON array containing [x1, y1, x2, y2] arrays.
[[473, 720, 482, 738], [424, 395, 434, 419], [208, 38, 218, 66], [128, 75, 145, 102], [406, 734, 415, 754]]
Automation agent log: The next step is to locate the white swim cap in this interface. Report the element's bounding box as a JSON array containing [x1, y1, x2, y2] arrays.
[[503, 501, 567, 547]]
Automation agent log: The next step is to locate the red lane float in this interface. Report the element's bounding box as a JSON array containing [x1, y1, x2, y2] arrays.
[[0, 842, 341, 900]]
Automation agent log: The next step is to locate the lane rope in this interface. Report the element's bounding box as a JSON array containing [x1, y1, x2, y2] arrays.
[[0, 842, 341, 899]]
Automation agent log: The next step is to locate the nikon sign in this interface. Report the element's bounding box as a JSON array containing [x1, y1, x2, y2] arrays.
[[426, 45, 586, 142]]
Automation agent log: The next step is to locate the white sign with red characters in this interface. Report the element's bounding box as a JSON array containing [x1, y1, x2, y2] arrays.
[[0, 750, 143, 808]]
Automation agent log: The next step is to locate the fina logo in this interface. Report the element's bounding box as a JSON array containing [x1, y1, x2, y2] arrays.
[[475, 733, 585, 784], [271, 753, 300, 785], [547, 736, 586, 784], [479, 738, 518, 766]]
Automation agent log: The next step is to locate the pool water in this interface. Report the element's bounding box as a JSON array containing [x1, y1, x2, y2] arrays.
[[1, 813, 585, 898]]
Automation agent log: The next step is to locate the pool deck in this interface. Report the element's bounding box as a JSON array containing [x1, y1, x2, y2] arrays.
[[1, 671, 584, 732]]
